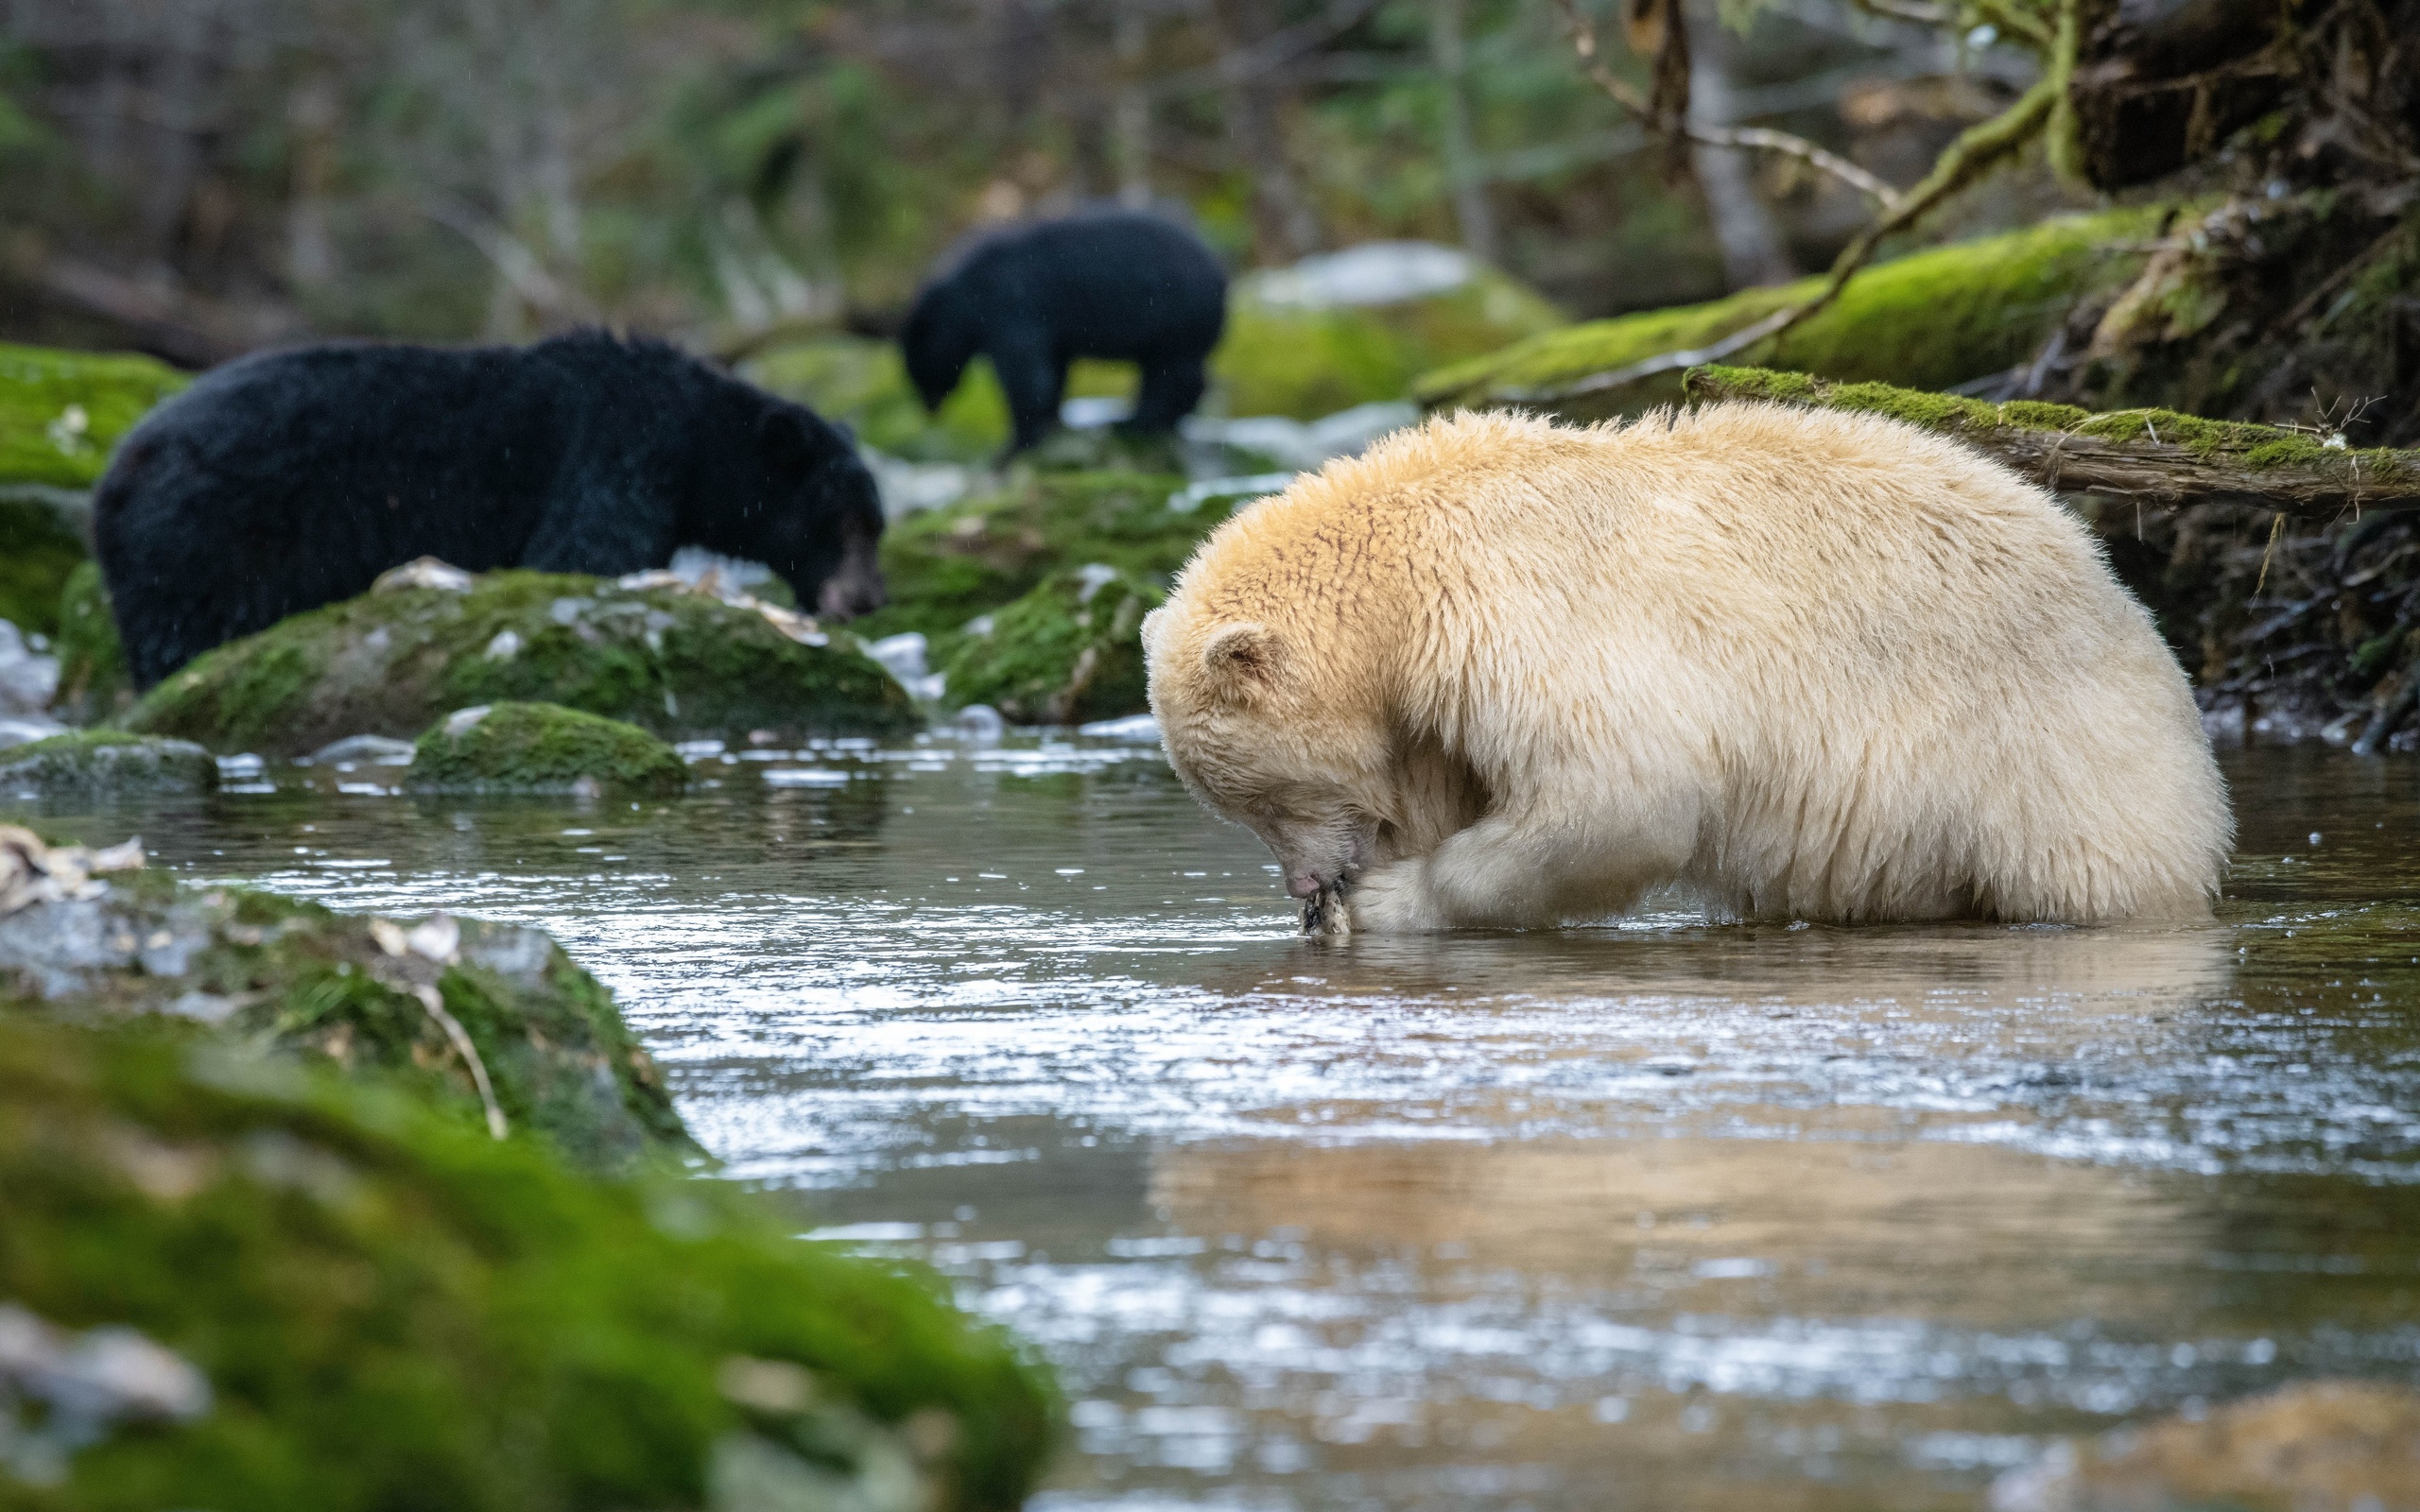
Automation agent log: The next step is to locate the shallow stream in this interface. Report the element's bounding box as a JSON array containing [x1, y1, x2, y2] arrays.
[[30, 738, 2420, 1511]]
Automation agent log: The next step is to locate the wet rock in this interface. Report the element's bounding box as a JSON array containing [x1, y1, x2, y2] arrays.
[[0, 1302, 212, 1485], [408, 701, 687, 796], [302, 732, 418, 767], [0, 731, 217, 799], [0, 1013, 1061, 1508], [0, 825, 687, 1170], [49, 560, 132, 728], [1991, 1379, 2420, 1512], [0, 714, 66, 750], [123, 568, 917, 758], [937, 566, 1160, 727]]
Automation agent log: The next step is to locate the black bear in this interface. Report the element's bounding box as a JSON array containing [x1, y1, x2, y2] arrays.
[[901, 209, 1227, 454], [95, 329, 886, 687]]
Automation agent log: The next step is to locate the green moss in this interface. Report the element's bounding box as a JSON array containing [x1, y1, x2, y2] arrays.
[[0, 730, 216, 797], [1684, 365, 2420, 487], [0, 490, 85, 635], [0, 1015, 1060, 1511], [749, 338, 1139, 462], [1419, 207, 2170, 416], [408, 702, 687, 795], [938, 568, 1161, 725], [0, 342, 188, 490], [51, 559, 132, 726], [125, 571, 920, 756], [1219, 261, 1564, 420], [856, 468, 1221, 643], [0, 871, 690, 1172]]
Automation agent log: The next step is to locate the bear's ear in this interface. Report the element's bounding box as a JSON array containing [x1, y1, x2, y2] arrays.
[[1199, 621, 1285, 699], [758, 409, 820, 473]]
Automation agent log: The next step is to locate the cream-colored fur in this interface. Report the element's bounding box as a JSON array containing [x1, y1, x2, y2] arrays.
[[1144, 404, 2231, 932]]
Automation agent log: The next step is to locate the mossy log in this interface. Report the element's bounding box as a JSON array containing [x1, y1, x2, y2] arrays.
[[1685, 365, 2420, 518]]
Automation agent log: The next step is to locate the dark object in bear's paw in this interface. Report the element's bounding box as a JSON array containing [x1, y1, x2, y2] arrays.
[[94, 329, 887, 688], [902, 208, 1227, 455]]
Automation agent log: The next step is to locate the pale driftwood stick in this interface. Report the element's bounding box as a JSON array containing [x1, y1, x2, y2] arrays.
[[1684, 366, 2420, 520]]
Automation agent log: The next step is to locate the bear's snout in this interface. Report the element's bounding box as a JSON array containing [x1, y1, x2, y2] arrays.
[[1285, 870, 1325, 900]]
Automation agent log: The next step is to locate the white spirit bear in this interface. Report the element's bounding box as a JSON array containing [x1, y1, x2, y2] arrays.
[[1144, 404, 2231, 934]]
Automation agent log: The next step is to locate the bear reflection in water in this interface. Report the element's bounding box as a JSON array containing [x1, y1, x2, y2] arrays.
[[1145, 404, 2233, 933]]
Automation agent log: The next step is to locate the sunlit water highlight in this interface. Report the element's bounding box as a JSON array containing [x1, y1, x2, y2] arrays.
[[32, 738, 2420, 1511]]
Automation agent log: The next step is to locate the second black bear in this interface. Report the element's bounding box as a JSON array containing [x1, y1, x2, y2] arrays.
[[95, 330, 886, 687], [902, 209, 1227, 453]]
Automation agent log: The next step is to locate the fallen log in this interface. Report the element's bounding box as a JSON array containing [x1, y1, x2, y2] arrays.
[[1683, 365, 2420, 519]]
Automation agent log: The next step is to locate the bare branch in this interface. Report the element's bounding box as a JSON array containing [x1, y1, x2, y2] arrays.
[[1551, 0, 1904, 210]]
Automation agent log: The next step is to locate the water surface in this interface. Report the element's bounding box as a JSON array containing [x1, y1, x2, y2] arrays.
[[33, 739, 2420, 1511]]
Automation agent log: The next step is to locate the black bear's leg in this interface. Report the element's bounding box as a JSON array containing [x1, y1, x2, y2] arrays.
[[1127, 353, 1210, 434], [987, 328, 1065, 454]]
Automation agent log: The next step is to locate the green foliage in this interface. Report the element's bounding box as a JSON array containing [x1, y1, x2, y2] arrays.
[[749, 338, 1148, 461], [125, 571, 919, 756], [0, 342, 185, 490], [0, 492, 83, 635], [858, 470, 1225, 644], [0, 1015, 1061, 1511], [1418, 208, 2171, 415], [51, 560, 131, 726], [1217, 262, 1565, 420], [0, 730, 217, 798], [939, 568, 1162, 725], [408, 701, 688, 795]]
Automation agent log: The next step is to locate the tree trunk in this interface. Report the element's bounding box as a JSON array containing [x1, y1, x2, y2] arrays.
[[1429, 0, 1498, 264], [1687, 25, 1795, 289]]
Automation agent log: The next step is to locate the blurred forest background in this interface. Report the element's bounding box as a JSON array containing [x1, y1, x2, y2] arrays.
[[0, 0, 2073, 362]]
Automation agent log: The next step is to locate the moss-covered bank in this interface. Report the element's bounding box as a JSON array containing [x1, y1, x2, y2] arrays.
[[0, 861, 685, 1173], [940, 567, 1162, 725], [0, 730, 217, 799], [1416, 207, 2167, 419], [0, 342, 186, 490], [0, 491, 85, 637], [408, 702, 688, 795], [0, 1015, 1059, 1511], [125, 570, 918, 757]]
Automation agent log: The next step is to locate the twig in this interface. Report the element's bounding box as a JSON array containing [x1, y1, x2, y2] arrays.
[[1553, 0, 1903, 210], [413, 983, 509, 1140]]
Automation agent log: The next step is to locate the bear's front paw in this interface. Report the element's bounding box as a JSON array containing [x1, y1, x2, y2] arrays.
[[1342, 861, 1443, 933], [1299, 881, 1353, 937]]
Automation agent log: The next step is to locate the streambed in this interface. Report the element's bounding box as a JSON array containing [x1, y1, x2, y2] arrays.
[[28, 737, 2420, 1511]]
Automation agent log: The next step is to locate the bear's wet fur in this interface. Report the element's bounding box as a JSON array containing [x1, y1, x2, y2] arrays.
[[901, 208, 1227, 454], [1147, 405, 2233, 932], [95, 329, 886, 687]]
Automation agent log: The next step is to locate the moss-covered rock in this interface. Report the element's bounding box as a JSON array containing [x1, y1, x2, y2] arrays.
[[859, 469, 1223, 644], [124, 570, 919, 757], [0, 858, 687, 1173], [0, 490, 86, 637], [1219, 246, 1565, 421], [0, 730, 216, 799], [49, 559, 132, 727], [0, 1013, 1060, 1510], [408, 702, 688, 796], [939, 567, 1161, 725], [1417, 207, 2168, 418], [0, 342, 187, 490]]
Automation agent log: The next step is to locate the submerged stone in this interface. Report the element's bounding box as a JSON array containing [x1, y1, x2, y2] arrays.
[[939, 566, 1161, 726], [123, 568, 918, 757], [0, 730, 217, 799], [409, 701, 687, 795], [0, 840, 686, 1173], [0, 1013, 1062, 1510]]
